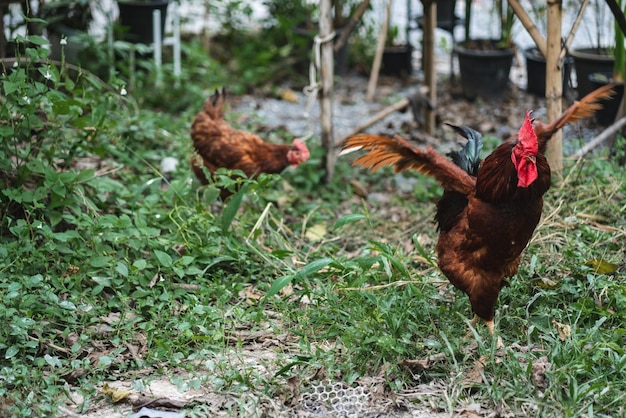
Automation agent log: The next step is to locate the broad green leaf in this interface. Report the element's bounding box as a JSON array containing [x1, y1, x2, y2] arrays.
[[115, 262, 129, 277], [203, 186, 221, 205], [74, 168, 96, 183], [5, 346, 19, 359], [265, 257, 334, 299], [222, 184, 248, 234], [90, 256, 113, 268], [271, 249, 293, 259], [334, 213, 367, 229], [154, 250, 173, 268], [26, 35, 49, 46], [297, 257, 334, 278], [265, 274, 296, 299], [132, 259, 147, 270]]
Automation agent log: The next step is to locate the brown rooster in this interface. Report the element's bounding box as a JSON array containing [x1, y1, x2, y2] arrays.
[[190, 88, 310, 198], [342, 85, 615, 347]]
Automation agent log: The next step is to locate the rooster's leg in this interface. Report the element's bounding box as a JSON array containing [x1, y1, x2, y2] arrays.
[[465, 314, 480, 338], [466, 316, 504, 349], [485, 319, 504, 349], [469, 314, 480, 328]]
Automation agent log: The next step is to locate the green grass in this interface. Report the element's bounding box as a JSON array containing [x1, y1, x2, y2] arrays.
[[1, 37, 626, 417]]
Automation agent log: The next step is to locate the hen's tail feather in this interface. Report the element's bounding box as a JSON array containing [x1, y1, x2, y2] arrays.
[[537, 84, 616, 151], [202, 87, 227, 120], [343, 134, 476, 196], [445, 124, 483, 176]]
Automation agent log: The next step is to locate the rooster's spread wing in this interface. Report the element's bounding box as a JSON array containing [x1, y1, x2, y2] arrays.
[[343, 134, 476, 196]]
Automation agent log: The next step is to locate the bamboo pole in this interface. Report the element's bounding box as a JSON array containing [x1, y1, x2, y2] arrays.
[[422, 0, 436, 135], [334, 0, 371, 53], [367, 0, 392, 101], [561, 0, 589, 59], [545, 0, 563, 174], [508, 0, 547, 56], [339, 97, 410, 141], [570, 116, 626, 159], [319, 0, 336, 183], [508, 0, 588, 60]]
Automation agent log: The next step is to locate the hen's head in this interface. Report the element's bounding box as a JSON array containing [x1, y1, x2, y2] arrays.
[[511, 111, 539, 187], [287, 139, 310, 167]]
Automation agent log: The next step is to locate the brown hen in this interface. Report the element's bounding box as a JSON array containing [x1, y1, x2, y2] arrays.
[[190, 88, 310, 199]]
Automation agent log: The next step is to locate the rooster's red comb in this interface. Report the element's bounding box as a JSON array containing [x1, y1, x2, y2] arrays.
[[518, 111, 538, 156]]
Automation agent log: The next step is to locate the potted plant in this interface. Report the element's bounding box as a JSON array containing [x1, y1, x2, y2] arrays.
[[42, 0, 93, 63], [570, 0, 616, 98], [381, 24, 412, 77], [116, 0, 170, 44], [454, 0, 516, 100]]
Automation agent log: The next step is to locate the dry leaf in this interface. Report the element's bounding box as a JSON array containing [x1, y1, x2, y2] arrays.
[[305, 223, 327, 242], [586, 258, 619, 274], [280, 282, 294, 297], [456, 402, 482, 417], [241, 286, 263, 302], [280, 88, 299, 103], [552, 320, 571, 341], [349, 179, 368, 198], [102, 383, 131, 403], [536, 277, 558, 289], [462, 356, 486, 387], [398, 352, 446, 370], [531, 356, 551, 388]]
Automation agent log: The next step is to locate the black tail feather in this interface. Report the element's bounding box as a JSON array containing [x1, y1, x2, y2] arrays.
[[445, 123, 483, 177]]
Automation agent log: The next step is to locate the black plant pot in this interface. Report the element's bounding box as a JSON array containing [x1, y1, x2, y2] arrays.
[[571, 47, 615, 99], [588, 72, 624, 126], [524, 47, 574, 97], [117, 0, 170, 44], [381, 44, 413, 77], [455, 39, 514, 100]]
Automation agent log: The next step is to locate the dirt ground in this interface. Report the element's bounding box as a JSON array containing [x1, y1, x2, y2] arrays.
[[60, 71, 609, 418]]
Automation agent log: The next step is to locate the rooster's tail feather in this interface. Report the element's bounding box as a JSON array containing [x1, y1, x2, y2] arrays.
[[538, 84, 616, 151], [445, 124, 483, 177]]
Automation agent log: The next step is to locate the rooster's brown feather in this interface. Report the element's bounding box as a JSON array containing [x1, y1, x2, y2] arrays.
[[343, 85, 613, 338]]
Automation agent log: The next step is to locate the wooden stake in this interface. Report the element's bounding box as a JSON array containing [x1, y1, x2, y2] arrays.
[[367, 0, 392, 101], [422, 0, 436, 135], [319, 0, 336, 183], [545, 0, 563, 174]]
